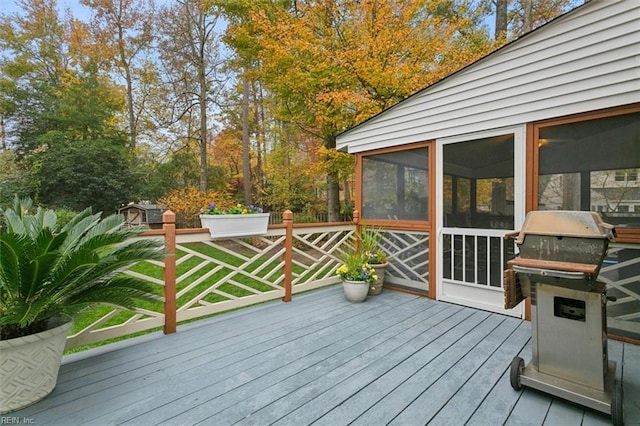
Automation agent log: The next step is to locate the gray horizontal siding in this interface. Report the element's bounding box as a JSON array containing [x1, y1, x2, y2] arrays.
[[338, 0, 640, 153]]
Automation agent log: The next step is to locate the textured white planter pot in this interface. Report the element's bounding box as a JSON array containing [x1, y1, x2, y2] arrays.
[[0, 320, 72, 414], [342, 280, 369, 303], [200, 213, 270, 239], [368, 262, 388, 296]]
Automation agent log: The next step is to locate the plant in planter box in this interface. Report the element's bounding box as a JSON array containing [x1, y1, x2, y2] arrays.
[[336, 248, 377, 303], [0, 196, 164, 413], [360, 226, 389, 295], [199, 202, 269, 239], [201, 202, 264, 215]]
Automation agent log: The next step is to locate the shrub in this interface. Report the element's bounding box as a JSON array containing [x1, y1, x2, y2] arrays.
[[159, 187, 234, 228]]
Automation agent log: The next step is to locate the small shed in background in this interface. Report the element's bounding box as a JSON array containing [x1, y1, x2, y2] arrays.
[[118, 203, 168, 229]]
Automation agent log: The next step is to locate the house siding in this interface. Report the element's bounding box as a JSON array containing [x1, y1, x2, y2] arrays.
[[337, 0, 640, 153]]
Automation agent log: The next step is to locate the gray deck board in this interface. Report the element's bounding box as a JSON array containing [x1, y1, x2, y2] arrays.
[[337, 312, 504, 425], [273, 308, 480, 426], [10, 285, 639, 426], [544, 399, 586, 426], [43, 292, 413, 424], [425, 321, 530, 426], [117, 295, 424, 425], [178, 300, 449, 425], [237, 304, 462, 426], [388, 318, 529, 426]]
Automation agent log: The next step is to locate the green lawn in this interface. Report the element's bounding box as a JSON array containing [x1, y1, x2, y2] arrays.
[[66, 241, 305, 354]]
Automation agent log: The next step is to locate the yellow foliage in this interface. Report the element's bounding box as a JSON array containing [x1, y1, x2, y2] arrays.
[[158, 187, 234, 217], [314, 146, 355, 180], [231, 0, 498, 136]]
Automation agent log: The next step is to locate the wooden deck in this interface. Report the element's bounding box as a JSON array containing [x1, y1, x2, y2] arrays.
[[12, 286, 640, 425]]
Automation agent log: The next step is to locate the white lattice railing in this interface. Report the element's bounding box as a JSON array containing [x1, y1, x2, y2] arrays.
[[63, 216, 640, 349], [599, 243, 640, 337], [65, 221, 358, 349], [172, 225, 357, 323], [379, 230, 430, 292]]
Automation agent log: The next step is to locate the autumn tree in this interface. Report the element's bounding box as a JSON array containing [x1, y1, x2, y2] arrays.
[[0, 0, 143, 213], [259, 121, 325, 214], [210, 127, 242, 192], [224, 0, 495, 221], [156, 0, 228, 192], [489, 0, 581, 40], [217, 1, 271, 206], [79, 0, 156, 150], [241, 77, 252, 204], [495, 0, 508, 39], [0, 0, 70, 153]]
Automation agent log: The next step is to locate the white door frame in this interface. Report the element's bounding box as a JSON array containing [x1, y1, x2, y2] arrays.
[[435, 125, 526, 317]]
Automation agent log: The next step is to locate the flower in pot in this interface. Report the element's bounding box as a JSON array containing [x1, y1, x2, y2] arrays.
[[199, 202, 269, 239], [336, 249, 377, 303], [0, 196, 165, 414], [360, 226, 389, 295]]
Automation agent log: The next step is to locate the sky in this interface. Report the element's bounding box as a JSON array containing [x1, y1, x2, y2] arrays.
[[2, 1, 497, 32], [1, 0, 92, 19]]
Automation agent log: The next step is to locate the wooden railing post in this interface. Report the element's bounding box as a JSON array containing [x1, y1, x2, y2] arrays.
[[283, 210, 293, 302], [353, 209, 360, 226], [353, 209, 361, 248], [163, 210, 177, 334]]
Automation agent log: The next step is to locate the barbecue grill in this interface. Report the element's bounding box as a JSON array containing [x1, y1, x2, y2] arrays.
[[504, 211, 623, 425]]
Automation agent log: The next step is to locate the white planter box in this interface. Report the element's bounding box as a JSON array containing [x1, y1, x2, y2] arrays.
[[199, 213, 270, 239]]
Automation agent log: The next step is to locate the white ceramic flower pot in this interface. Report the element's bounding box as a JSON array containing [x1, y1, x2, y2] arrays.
[[200, 213, 270, 239], [342, 280, 369, 303], [0, 320, 72, 414]]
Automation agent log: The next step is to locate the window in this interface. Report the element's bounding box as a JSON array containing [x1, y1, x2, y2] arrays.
[[537, 111, 640, 227], [361, 147, 428, 221], [614, 171, 638, 182]]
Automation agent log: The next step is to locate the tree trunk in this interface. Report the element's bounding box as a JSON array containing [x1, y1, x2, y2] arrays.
[[242, 77, 252, 205], [495, 0, 508, 39], [254, 83, 265, 194], [343, 176, 351, 207], [327, 172, 341, 222], [523, 0, 533, 33], [124, 65, 137, 149], [198, 16, 208, 192], [199, 108, 207, 192], [116, 20, 137, 150], [1, 115, 6, 150], [326, 135, 341, 222]]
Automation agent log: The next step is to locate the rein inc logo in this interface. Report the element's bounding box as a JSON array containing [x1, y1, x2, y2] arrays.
[[0, 418, 35, 424]]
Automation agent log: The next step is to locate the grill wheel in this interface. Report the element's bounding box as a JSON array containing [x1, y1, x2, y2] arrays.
[[611, 378, 624, 426], [510, 356, 525, 391]]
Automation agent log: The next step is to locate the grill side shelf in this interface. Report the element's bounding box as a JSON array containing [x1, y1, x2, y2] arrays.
[[507, 258, 598, 275]]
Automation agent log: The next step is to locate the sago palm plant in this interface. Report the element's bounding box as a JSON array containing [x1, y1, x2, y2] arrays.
[[0, 196, 165, 340]]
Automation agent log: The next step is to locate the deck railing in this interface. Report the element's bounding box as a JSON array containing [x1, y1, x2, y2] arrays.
[[65, 211, 358, 349], [600, 243, 640, 338], [64, 212, 640, 349]]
